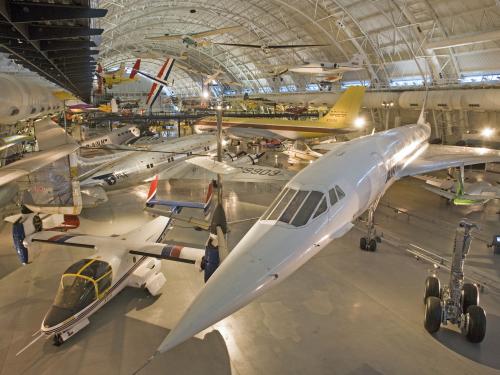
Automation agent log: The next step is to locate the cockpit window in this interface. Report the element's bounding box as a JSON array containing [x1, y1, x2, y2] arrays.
[[54, 275, 96, 311], [313, 197, 327, 219], [291, 191, 324, 227], [80, 259, 112, 280], [279, 190, 309, 224], [262, 188, 289, 219], [329, 188, 338, 205], [329, 185, 345, 205], [53, 259, 113, 312], [264, 188, 297, 221], [335, 185, 345, 200]]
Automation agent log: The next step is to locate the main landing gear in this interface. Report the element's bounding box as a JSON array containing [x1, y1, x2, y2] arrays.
[[423, 220, 486, 343], [359, 196, 382, 252]]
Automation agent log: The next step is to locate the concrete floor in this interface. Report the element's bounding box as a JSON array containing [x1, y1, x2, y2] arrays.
[[0, 159, 499, 374]]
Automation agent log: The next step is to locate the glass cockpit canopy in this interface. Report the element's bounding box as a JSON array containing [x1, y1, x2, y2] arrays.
[[262, 188, 326, 227], [54, 259, 113, 312]]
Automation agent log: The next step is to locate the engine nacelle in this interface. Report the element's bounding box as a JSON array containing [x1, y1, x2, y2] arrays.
[[203, 235, 221, 282], [7, 212, 79, 264], [11, 213, 42, 264]]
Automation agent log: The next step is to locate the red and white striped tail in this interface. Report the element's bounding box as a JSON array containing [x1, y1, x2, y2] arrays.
[[146, 58, 175, 108], [146, 175, 159, 203], [129, 59, 141, 78], [205, 182, 214, 204]]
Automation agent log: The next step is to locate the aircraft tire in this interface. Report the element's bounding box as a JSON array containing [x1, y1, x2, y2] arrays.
[[53, 334, 64, 346], [359, 237, 367, 250], [368, 239, 377, 252], [424, 276, 440, 303], [462, 283, 479, 313], [465, 305, 486, 343], [424, 296, 442, 333]]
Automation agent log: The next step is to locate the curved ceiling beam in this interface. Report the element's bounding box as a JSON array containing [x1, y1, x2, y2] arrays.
[[420, 0, 461, 79], [310, 0, 390, 84]]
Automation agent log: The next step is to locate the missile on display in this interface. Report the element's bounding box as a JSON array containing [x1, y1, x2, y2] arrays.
[[0, 74, 63, 124]]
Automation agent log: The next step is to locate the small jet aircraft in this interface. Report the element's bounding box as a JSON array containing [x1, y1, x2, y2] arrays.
[[16, 181, 213, 352], [78, 134, 290, 207], [415, 171, 500, 205], [96, 59, 141, 89], [146, 26, 242, 47], [154, 99, 500, 355], [282, 140, 322, 164], [80, 124, 141, 148], [287, 54, 364, 83], [79, 134, 218, 206], [193, 86, 366, 140]]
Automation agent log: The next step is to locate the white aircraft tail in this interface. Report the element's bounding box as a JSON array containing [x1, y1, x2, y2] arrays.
[[418, 90, 429, 125], [110, 98, 118, 113]]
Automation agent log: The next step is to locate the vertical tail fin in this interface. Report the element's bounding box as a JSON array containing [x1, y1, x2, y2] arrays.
[[146, 175, 159, 207], [203, 182, 214, 212], [317, 86, 365, 128], [146, 58, 175, 108], [110, 98, 118, 113], [129, 59, 141, 78], [118, 62, 125, 76], [417, 89, 429, 125]]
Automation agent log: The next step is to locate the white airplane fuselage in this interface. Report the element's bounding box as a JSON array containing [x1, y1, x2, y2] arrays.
[[81, 134, 217, 191], [80, 125, 141, 148], [34, 216, 171, 343], [159, 121, 431, 351]]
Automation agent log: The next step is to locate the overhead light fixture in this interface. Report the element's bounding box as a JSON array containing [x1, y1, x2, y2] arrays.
[[481, 127, 495, 138], [202, 91, 209, 99], [354, 117, 366, 129]]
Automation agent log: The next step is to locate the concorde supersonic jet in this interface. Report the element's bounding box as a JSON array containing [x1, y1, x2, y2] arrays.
[[153, 101, 500, 356]]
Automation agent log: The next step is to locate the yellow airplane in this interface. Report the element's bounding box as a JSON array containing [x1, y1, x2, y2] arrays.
[[96, 60, 141, 90], [193, 86, 366, 140]]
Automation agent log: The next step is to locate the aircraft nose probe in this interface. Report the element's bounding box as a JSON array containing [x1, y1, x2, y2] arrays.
[[132, 202, 228, 374]]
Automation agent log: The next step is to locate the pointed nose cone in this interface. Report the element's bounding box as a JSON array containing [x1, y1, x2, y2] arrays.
[[157, 240, 278, 353]]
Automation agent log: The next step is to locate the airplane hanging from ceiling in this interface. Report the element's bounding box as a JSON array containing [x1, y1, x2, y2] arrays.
[[146, 26, 242, 47], [95, 59, 141, 90], [259, 54, 364, 83], [287, 54, 365, 82], [214, 42, 329, 54]]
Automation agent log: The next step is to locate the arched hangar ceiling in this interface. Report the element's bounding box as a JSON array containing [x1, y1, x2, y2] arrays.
[[97, 0, 500, 95]]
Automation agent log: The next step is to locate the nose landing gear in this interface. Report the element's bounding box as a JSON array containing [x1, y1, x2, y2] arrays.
[[423, 220, 486, 343], [359, 196, 382, 252]]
